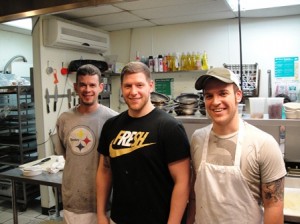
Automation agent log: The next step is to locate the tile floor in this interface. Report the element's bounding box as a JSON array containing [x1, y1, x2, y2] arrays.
[[0, 198, 60, 224], [0, 198, 297, 224]]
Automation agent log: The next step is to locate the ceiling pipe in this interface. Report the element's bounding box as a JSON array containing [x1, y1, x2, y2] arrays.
[[2, 55, 27, 74], [238, 0, 244, 97]]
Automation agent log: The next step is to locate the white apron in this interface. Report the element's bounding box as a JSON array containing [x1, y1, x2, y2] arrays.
[[194, 120, 263, 224]]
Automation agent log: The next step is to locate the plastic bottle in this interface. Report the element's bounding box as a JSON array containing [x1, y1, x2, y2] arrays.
[[195, 52, 202, 70], [191, 52, 196, 70], [201, 51, 209, 70], [140, 55, 146, 64], [163, 55, 168, 72], [176, 52, 182, 71], [172, 52, 179, 72], [167, 53, 173, 72], [148, 56, 154, 72], [181, 52, 187, 71], [154, 57, 159, 72], [158, 55, 163, 72], [135, 51, 140, 62], [186, 52, 192, 71]]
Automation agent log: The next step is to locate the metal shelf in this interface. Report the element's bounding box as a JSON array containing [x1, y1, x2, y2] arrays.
[[0, 85, 39, 210]]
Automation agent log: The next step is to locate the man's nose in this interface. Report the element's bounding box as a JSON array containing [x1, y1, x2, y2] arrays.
[[211, 96, 221, 104], [130, 86, 138, 94]]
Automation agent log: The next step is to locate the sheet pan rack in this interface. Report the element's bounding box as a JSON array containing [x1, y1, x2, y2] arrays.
[[223, 63, 259, 97]]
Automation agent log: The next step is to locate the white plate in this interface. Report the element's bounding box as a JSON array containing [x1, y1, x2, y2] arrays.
[[22, 170, 42, 176], [284, 102, 300, 110], [21, 166, 43, 176]]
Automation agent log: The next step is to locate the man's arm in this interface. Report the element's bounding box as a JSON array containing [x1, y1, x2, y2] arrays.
[[262, 176, 285, 224], [97, 154, 113, 224], [54, 124, 66, 159], [186, 167, 196, 224], [167, 157, 191, 224]]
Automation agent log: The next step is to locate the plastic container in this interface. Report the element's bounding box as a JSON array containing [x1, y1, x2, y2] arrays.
[[249, 97, 266, 119], [267, 97, 284, 119], [238, 104, 245, 117]]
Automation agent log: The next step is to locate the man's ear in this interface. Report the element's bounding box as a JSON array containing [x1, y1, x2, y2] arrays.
[[236, 89, 243, 103], [99, 82, 104, 93]]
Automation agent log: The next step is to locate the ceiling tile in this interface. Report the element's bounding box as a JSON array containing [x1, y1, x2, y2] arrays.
[[72, 11, 143, 26], [151, 11, 235, 26], [100, 20, 154, 31], [114, 0, 210, 10], [49, 0, 299, 32], [131, 1, 231, 20], [55, 5, 122, 19]]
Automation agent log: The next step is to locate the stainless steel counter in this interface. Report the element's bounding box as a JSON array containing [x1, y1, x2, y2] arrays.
[[175, 113, 300, 126], [175, 113, 300, 162]]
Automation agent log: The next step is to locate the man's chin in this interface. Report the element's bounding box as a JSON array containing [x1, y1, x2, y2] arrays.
[[81, 101, 95, 106]]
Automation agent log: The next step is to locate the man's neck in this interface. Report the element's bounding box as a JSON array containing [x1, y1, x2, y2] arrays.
[[77, 103, 100, 114], [212, 115, 240, 135]]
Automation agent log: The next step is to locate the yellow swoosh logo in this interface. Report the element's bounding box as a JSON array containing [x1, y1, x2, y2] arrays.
[[109, 142, 155, 158]]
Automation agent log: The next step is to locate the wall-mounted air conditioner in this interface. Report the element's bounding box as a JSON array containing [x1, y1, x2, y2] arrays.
[[43, 19, 109, 53]]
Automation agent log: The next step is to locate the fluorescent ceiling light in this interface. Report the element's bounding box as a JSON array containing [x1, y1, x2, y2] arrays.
[[226, 0, 300, 12], [2, 18, 32, 30]]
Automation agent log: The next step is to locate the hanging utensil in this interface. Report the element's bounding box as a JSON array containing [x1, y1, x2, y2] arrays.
[[54, 85, 58, 112], [53, 69, 59, 84], [267, 69, 272, 97], [46, 61, 54, 75], [61, 62, 68, 75], [67, 89, 72, 108], [45, 88, 50, 113], [72, 91, 76, 106]]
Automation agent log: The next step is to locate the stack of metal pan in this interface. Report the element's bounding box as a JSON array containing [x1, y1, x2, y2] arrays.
[[151, 92, 174, 113], [174, 93, 200, 115], [198, 90, 206, 116]]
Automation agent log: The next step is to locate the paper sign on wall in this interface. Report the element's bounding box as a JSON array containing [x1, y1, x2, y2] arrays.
[[155, 78, 174, 97], [275, 57, 299, 78]]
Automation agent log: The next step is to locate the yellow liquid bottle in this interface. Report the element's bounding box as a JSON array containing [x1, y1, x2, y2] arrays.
[[195, 52, 202, 70], [201, 51, 209, 70], [181, 53, 187, 71]]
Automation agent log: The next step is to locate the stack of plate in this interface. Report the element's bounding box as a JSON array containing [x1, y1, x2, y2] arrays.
[[21, 166, 43, 176], [283, 102, 300, 119]]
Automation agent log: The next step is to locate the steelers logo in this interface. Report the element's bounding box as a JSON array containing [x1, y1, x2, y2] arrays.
[[68, 126, 95, 155]]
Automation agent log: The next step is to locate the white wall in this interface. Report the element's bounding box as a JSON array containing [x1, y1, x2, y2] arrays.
[[0, 27, 33, 81], [109, 15, 300, 112]]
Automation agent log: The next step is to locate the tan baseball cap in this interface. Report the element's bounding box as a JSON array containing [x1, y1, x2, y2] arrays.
[[195, 67, 241, 90]]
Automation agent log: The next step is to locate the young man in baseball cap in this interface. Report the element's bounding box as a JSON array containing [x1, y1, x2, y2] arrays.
[[187, 67, 286, 224]]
